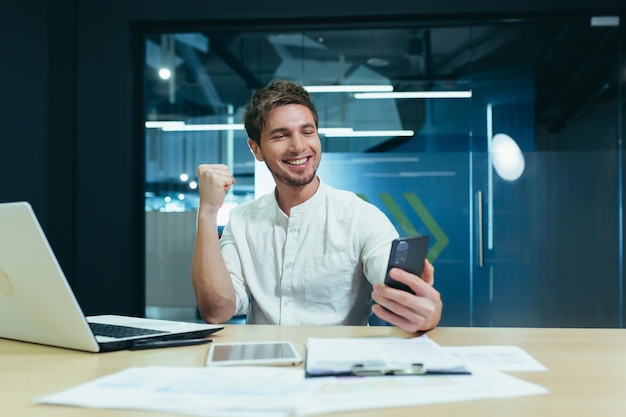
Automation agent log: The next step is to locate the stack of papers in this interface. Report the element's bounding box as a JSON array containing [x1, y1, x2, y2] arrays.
[[36, 336, 549, 417]]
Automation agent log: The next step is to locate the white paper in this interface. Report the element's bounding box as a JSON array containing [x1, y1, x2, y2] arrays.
[[297, 367, 548, 416], [37, 366, 313, 417], [37, 364, 548, 417], [443, 345, 548, 372], [305, 334, 468, 375]]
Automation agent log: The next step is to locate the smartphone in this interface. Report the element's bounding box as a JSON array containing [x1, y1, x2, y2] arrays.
[[384, 235, 430, 294]]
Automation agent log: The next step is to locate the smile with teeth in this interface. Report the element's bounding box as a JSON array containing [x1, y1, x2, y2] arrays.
[[286, 157, 308, 166]]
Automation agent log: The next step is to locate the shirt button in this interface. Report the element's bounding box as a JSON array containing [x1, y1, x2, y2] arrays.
[[282, 299, 290, 307], [285, 262, 292, 269]]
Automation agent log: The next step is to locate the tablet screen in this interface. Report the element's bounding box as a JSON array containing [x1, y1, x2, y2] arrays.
[[206, 341, 302, 366]]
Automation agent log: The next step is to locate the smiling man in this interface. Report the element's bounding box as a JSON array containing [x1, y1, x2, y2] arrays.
[[191, 79, 442, 333]]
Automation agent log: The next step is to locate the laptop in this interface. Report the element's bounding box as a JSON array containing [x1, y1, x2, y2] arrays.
[[0, 201, 223, 352]]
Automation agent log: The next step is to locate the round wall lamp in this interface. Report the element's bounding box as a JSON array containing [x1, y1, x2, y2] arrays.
[[491, 133, 525, 181]]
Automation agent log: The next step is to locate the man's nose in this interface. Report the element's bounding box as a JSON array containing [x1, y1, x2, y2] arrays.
[[289, 134, 306, 153]]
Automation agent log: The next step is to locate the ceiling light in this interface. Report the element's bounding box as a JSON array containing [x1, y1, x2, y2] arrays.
[[354, 90, 472, 99], [590, 16, 619, 27], [366, 57, 389, 67], [160, 123, 245, 131], [158, 68, 172, 80], [318, 128, 354, 135], [304, 85, 394, 93], [146, 122, 411, 138], [145, 121, 185, 129], [324, 130, 414, 138]]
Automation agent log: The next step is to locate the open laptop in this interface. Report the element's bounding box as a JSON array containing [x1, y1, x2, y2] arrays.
[[0, 201, 223, 352]]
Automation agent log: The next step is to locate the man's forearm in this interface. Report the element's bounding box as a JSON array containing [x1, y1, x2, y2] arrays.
[[191, 212, 237, 324]]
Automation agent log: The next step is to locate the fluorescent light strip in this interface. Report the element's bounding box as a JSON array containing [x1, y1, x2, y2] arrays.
[[354, 90, 472, 99], [160, 123, 245, 131], [318, 127, 354, 135], [147, 123, 411, 138], [324, 130, 414, 138], [591, 16, 619, 27], [145, 121, 185, 128], [304, 84, 394, 93], [149, 123, 352, 134]]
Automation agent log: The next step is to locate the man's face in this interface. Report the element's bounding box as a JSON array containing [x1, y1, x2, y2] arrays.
[[248, 104, 321, 187]]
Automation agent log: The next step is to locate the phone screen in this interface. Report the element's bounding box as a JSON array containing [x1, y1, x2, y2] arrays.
[[384, 235, 430, 293]]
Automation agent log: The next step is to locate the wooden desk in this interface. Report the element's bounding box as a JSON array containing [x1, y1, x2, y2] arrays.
[[3, 325, 626, 416]]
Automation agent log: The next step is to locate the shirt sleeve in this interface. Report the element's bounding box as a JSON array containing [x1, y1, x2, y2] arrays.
[[219, 223, 250, 316], [358, 202, 399, 285]]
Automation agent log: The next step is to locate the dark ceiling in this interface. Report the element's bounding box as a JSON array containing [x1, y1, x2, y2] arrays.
[[144, 16, 623, 136]]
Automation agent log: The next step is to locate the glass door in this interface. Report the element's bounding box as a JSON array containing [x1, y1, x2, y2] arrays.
[[470, 17, 623, 327]]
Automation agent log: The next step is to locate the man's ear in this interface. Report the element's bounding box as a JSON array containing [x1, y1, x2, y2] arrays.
[[248, 138, 264, 161]]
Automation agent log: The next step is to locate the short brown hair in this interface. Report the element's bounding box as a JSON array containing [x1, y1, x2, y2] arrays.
[[243, 79, 319, 145]]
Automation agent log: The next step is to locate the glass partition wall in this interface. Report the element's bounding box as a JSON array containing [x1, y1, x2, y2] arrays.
[[144, 16, 624, 327]]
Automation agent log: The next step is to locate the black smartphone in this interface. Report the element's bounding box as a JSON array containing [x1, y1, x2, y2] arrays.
[[384, 235, 430, 294]]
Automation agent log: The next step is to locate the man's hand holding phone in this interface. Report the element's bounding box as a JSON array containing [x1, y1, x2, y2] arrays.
[[372, 236, 442, 333], [384, 236, 430, 293]]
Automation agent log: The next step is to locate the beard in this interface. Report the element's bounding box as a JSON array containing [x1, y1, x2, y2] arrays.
[[264, 155, 321, 187], [267, 163, 318, 187]]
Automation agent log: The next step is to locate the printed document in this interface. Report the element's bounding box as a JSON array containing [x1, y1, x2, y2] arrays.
[[36, 365, 548, 417], [305, 335, 469, 376], [36, 336, 549, 416]]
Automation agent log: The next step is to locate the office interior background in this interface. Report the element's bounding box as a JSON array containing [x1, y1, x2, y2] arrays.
[[2, 1, 626, 328]]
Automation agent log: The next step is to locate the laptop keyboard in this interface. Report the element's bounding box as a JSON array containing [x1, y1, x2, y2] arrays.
[[89, 322, 166, 338]]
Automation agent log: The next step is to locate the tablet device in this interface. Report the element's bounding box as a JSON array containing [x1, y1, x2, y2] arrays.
[[205, 341, 303, 366]]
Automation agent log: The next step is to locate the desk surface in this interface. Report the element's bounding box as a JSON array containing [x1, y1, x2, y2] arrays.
[[3, 325, 626, 416]]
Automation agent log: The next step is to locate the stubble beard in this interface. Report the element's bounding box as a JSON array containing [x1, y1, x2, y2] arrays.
[[266, 156, 320, 187]]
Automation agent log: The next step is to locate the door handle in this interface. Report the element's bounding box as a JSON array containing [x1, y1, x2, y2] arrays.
[[477, 190, 484, 267]]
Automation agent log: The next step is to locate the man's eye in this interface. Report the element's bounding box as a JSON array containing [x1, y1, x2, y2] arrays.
[[272, 134, 285, 140]]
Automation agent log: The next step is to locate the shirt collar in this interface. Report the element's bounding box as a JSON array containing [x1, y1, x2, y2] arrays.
[[276, 177, 325, 217]]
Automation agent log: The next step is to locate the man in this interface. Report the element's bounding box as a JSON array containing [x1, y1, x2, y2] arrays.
[[191, 79, 442, 333]]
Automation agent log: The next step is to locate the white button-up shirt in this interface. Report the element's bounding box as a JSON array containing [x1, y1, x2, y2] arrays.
[[220, 180, 399, 325]]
